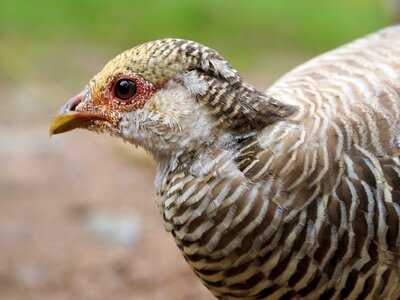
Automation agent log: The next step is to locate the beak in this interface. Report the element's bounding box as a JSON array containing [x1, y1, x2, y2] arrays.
[[49, 91, 106, 136]]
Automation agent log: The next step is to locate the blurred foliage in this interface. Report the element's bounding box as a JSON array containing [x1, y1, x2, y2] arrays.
[[0, 0, 391, 84], [0, 0, 389, 48]]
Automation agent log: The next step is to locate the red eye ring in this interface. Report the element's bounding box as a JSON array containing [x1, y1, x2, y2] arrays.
[[108, 74, 156, 110]]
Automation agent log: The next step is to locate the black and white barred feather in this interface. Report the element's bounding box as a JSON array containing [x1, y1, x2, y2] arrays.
[[156, 27, 400, 299]]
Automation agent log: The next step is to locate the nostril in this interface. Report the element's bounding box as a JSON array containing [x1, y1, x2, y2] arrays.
[[69, 97, 80, 111], [60, 91, 85, 114]]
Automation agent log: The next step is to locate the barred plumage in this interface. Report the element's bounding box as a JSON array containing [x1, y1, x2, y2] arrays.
[[51, 26, 400, 299]]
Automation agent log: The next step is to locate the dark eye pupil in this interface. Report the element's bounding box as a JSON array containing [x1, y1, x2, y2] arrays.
[[115, 79, 137, 100]]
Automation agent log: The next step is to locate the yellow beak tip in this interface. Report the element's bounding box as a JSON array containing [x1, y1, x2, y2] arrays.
[[49, 113, 84, 136]]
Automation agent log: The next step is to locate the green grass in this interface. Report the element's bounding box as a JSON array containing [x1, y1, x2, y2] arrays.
[[0, 0, 392, 124], [0, 0, 390, 82], [0, 0, 389, 49]]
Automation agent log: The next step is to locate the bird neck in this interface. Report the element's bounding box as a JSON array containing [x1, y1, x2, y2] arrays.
[[154, 132, 238, 190], [149, 73, 299, 201]]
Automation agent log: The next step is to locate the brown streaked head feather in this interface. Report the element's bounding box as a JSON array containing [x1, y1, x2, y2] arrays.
[[51, 38, 296, 141]]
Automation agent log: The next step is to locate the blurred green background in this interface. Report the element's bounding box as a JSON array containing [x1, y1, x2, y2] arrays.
[[0, 0, 394, 124], [0, 0, 392, 118], [0, 1, 396, 299], [0, 0, 392, 92]]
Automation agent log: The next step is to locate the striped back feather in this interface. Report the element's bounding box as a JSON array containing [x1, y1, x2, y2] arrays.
[[157, 27, 400, 299]]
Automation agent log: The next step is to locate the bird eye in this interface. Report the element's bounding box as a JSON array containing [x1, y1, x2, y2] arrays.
[[114, 79, 137, 100]]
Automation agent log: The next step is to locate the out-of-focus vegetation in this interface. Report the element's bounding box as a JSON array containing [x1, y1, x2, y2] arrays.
[[0, 0, 390, 76], [0, 0, 393, 120], [0, 0, 389, 49]]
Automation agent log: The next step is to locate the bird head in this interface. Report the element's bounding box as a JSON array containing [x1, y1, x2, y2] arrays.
[[50, 39, 295, 159]]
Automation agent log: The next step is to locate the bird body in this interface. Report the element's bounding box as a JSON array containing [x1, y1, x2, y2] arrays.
[[51, 27, 400, 299]]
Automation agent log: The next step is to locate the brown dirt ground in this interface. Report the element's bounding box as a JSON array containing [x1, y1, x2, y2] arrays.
[[0, 125, 212, 300]]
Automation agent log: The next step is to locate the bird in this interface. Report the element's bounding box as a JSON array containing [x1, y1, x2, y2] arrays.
[[50, 26, 400, 299]]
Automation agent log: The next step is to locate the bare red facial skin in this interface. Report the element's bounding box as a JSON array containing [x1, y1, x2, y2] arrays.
[[107, 74, 156, 113]]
